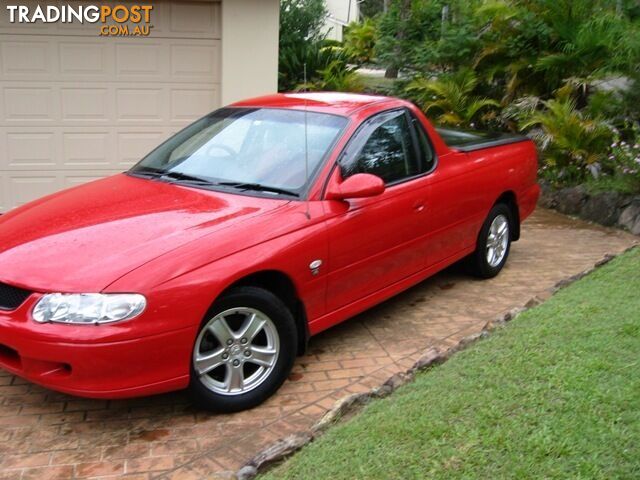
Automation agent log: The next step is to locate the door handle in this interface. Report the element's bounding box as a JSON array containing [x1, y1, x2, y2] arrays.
[[413, 202, 426, 212]]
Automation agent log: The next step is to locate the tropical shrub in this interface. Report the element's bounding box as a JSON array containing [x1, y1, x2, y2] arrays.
[[313, 59, 364, 92], [406, 69, 499, 127], [344, 19, 378, 65], [279, 42, 359, 92], [519, 97, 613, 184], [472, 3, 552, 101]]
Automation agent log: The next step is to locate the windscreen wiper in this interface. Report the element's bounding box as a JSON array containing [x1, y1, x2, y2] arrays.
[[129, 166, 165, 178], [217, 182, 299, 197], [130, 164, 215, 185], [160, 171, 216, 185]]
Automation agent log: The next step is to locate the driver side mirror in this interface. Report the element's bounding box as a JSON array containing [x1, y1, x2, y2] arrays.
[[325, 173, 385, 201]]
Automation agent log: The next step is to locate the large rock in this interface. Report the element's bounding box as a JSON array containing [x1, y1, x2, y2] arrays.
[[554, 186, 588, 215], [537, 181, 557, 209], [580, 191, 623, 226], [619, 198, 640, 235]]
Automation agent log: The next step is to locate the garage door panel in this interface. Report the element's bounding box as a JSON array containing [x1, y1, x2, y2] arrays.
[[3, 87, 55, 122], [5, 132, 57, 168], [1, 40, 52, 77], [158, 1, 221, 39], [63, 132, 113, 168], [170, 88, 219, 122], [0, 0, 221, 211], [6, 174, 60, 208], [59, 42, 111, 76], [61, 88, 110, 121], [115, 43, 165, 78], [170, 43, 220, 81], [63, 172, 117, 189], [116, 88, 165, 121], [117, 131, 167, 166]]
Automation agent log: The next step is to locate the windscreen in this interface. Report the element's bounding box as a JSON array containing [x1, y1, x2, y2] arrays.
[[130, 108, 347, 194]]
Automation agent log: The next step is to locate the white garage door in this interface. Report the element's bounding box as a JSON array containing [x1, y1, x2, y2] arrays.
[[0, 0, 221, 211]]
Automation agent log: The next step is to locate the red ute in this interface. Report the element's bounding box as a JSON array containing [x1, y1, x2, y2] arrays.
[[0, 93, 539, 411]]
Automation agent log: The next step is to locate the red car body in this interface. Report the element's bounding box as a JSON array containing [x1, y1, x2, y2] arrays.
[[0, 93, 539, 398]]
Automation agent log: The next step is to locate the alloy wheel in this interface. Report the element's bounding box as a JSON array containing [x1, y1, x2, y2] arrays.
[[193, 307, 280, 396], [486, 214, 509, 268]]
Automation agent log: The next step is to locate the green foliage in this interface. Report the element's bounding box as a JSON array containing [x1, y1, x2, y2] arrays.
[[278, 0, 329, 91], [406, 69, 499, 127], [279, 0, 327, 47], [519, 97, 613, 184], [377, 0, 640, 103], [472, 3, 553, 101], [413, 23, 478, 72], [298, 48, 365, 93], [344, 19, 378, 64], [587, 76, 640, 125], [279, 42, 357, 92], [536, 11, 640, 100], [375, 0, 477, 75], [316, 62, 364, 93], [359, 0, 386, 18], [372, 0, 640, 190]]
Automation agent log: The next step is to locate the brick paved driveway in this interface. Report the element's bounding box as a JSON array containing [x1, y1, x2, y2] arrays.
[[0, 209, 637, 480]]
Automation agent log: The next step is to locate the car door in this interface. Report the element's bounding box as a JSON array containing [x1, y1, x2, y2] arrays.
[[323, 109, 432, 312]]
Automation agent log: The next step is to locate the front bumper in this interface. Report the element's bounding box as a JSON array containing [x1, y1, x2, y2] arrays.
[[0, 297, 195, 398]]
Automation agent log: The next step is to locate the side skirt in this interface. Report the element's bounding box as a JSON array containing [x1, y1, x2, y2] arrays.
[[308, 246, 476, 336]]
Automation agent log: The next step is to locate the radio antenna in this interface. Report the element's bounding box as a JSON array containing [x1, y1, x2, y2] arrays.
[[303, 63, 310, 220]]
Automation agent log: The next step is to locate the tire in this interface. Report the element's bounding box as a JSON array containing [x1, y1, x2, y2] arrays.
[[469, 204, 513, 279], [189, 286, 297, 412]]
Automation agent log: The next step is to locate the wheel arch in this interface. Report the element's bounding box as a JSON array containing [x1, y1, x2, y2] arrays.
[[494, 191, 520, 241], [218, 270, 309, 356]]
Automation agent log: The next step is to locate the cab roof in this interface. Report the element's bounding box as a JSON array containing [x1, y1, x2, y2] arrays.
[[229, 92, 400, 117]]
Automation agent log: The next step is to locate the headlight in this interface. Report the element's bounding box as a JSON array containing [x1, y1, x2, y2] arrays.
[[32, 293, 146, 325]]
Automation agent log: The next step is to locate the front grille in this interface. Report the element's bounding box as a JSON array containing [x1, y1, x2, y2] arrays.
[[0, 282, 32, 311]]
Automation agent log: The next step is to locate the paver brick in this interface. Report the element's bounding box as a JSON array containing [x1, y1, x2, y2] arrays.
[[75, 461, 125, 478]]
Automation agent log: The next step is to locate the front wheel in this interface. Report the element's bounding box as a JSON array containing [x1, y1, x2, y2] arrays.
[[469, 204, 512, 279], [189, 286, 297, 412]]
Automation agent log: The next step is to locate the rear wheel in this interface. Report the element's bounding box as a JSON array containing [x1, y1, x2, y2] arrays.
[[469, 204, 513, 278], [189, 286, 297, 412]]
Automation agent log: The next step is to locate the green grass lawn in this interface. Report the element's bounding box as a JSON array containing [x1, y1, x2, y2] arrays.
[[262, 248, 640, 480]]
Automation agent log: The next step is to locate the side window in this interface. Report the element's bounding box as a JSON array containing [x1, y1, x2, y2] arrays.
[[341, 110, 420, 184], [411, 115, 436, 172]]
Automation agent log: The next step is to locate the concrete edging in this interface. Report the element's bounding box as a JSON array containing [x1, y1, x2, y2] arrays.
[[234, 245, 639, 480]]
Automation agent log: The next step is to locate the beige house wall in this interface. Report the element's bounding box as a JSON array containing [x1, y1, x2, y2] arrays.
[[220, 0, 280, 105], [322, 0, 359, 42]]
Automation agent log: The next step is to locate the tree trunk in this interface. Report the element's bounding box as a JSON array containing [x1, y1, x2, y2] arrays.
[[385, 67, 399, 79], [385, 0, 411, 80]]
